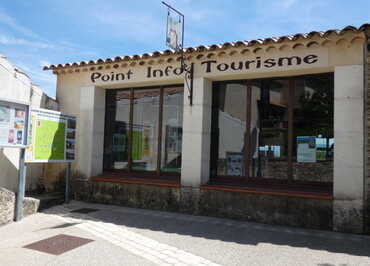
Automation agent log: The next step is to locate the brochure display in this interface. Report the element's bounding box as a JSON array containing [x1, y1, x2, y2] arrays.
[[0, 99, 29, 148], [25, 108, 76, 163]]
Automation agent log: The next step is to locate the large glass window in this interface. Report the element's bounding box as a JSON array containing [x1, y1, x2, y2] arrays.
[[104, 85, 184, 175], [211, 73, 334, 185]]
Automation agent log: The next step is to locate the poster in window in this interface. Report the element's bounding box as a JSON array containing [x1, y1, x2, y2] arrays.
[[226, 152, 244, 176], [165, 126, 182, 154], [297, 136, 316, 163]]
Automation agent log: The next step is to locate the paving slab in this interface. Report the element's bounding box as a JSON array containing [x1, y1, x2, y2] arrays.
[[1, 200, 370, 266]]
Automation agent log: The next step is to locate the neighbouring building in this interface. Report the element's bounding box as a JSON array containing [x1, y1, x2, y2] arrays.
[[44, 23, 370, 233], [0, 55, 58, 192]]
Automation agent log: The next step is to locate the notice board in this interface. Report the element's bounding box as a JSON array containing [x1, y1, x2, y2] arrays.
[[25, 108, 76, 163], [0, 98, 29, 148]]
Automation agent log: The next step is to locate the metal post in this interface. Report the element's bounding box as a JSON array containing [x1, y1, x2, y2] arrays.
[[65, 163, 71, 203], [15, 148, 26, 221]]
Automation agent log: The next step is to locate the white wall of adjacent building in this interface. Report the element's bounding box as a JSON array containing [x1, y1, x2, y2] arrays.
[[0, 55, 58, 192]]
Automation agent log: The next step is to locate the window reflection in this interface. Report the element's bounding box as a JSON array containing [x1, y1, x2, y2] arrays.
[[105, 90, 131, 170], [161, 87, 184, 173], [132, 89, 160, 171], [211, 73, 334, 183], [104, 86, 184, 175], [252, 80, 289, 179], [293, 75, 334, 182], [216, 83, 247, 176]]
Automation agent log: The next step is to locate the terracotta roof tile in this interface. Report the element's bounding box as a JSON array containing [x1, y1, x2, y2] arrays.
[[43, 23, 370, 71]]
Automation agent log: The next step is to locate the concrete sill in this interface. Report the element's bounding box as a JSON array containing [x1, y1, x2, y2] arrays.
[[200, 185, 333, 200], [91, 176, 181, 188]]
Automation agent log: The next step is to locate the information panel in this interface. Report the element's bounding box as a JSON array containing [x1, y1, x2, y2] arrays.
[[0, 99, 29, 148], [25, 108, 76, 163]]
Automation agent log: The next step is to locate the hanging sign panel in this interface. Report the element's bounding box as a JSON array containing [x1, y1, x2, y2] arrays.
[[25, 108, 76, 163], [164, 2, 184, 51], [0, 98, 29, 148]]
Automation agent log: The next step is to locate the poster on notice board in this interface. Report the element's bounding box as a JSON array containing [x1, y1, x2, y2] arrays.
[[25, 108, 76, 163], [0, 99, 29, 148]]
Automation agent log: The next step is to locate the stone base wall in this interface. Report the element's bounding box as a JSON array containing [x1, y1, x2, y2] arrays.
[[73, 180, 333, 231]]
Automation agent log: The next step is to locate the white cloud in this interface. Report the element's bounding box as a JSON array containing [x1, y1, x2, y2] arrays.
[[0, 8, 38, 38], [0, 34, 57, 49]]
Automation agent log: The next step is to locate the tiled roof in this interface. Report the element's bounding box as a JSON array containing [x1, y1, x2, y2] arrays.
[[43, 23, 370, 71]]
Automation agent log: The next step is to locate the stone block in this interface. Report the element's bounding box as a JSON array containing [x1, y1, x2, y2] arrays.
[[0, 187, 15, 225], [22, 197, 40, 217]]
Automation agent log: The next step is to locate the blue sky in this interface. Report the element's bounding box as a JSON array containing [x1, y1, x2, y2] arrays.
[[0, 0, 369, 98]]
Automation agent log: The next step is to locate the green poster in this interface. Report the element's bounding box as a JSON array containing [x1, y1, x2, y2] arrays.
[[34, 119, 66, 160], [132, 129, 142, 161]]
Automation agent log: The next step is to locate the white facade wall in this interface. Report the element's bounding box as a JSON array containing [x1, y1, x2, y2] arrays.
[[53, 32, 368, 232]]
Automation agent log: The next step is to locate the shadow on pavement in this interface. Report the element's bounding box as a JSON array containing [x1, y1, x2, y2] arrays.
[[47, 204, 370, 259]]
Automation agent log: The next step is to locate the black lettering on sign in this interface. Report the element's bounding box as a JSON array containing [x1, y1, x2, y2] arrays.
[[201, 60, 217, 73], [91, 72, 101, 83], [146, 66, 152, 78], [174, 67, 184, 75], [90, 70, 133, 82], [101, 74, 110, 81], [230, 61, 243, 70], [115, 72, 125, 81], [164, 66, 173, 76], [278, 56, 301, 66], [153, 69, 164, 77], [245, 60, 255, 69], [256, 57, 262, 68], [126, 69, 133, 79], [264, 58, 276, 68], [89, 54, 319, 84], [217, 63, 229, 71], [303, 54, 318, 64]]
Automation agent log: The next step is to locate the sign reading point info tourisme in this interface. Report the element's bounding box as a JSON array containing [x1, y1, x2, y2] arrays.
[[25, 108, 76, 163]]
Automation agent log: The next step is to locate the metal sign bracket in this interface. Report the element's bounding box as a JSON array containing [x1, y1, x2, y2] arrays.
[[181, 55, 194, 106]]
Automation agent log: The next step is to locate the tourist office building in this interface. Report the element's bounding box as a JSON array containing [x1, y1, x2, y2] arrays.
[[45, 24, 370, 233]]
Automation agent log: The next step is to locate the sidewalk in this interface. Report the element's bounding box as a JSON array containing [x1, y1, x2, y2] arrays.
[[1, 200, 370, 266]]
